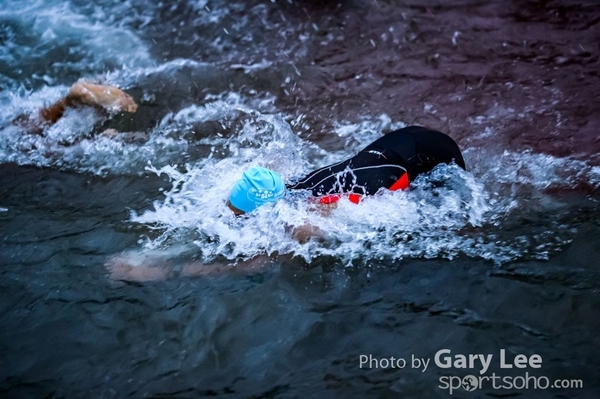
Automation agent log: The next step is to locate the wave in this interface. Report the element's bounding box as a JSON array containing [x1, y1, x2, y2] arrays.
[[0, 0, 153, 89]]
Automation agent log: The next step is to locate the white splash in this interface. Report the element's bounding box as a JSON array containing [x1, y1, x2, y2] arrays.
[[131, 113, 589, 266]]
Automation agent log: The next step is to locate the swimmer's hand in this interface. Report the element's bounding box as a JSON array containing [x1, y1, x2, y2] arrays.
[[291, 223, 325, 244], [105, 254, 171, 282], [67, 82, 138, 113], [289, 202, 335, 243]]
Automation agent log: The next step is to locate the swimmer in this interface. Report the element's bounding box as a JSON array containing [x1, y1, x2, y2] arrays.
[[227, 126, 466, 216], [13, 81, 138, 135], [106, 125, 465, 282]]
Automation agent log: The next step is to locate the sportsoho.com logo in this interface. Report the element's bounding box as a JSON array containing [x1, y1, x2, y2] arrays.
[[434, 349, 583, 395], [440, 373, 583, 395]]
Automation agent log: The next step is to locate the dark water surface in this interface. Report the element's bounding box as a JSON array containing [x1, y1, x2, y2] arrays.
[[1, 0, 599, 398]]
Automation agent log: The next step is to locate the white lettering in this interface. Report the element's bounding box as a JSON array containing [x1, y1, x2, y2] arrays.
[[479, 354, 492, 374], [500, 350, 543, 369], [359, 355, 368, 368], [359, 355, 406, 369], [434, 349, 452, 368], [500, 349, 512, 368], [529, 354, 542, 368], [454, 354, 467, 368], [434, 349, 493, 374], [438, 376, 449, 389], [411, 354, 429, 372], [421, 357, 430, 372]]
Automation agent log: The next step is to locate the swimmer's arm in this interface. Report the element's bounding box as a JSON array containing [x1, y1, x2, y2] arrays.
[[65, 82, 138, 113], [106, 253, 274, 282], [181, 256, 274, 277], [13, 98, 68, 133], [36, 82, 138, 126], [39, 98, 69, 124]]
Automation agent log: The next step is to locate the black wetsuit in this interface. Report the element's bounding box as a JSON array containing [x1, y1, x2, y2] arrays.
[[288, 126, 465, 196]]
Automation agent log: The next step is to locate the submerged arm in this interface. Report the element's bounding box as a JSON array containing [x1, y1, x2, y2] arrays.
[[105, 251, 275, 283], [181, 256, 275, 277]]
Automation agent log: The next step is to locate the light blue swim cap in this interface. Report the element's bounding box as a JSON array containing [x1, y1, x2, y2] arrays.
[[228, 167, 286, 213]]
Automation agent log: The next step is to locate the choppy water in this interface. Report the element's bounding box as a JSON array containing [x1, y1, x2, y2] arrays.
[[1, 0, 599, 397]]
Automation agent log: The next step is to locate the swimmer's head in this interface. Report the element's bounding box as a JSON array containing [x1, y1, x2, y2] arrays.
[[228, 167, 286, 214]]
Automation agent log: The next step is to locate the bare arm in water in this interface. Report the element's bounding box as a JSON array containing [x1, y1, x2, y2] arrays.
[[105, 206, 335, 283], [105, 251, 277, 282], [15, 81, 138, 132]]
